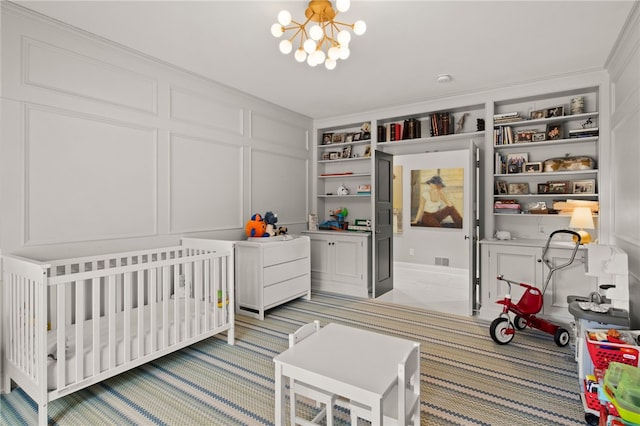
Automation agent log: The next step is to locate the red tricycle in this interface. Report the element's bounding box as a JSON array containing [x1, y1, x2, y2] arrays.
[[489, 229, 582, 347]]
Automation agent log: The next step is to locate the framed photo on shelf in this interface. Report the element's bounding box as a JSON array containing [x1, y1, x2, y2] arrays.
[[496, 181, 508, 195], [508, 182, 529, 195], [546, 123, 563, 140], [364, 146, 372, 157], [322, 133, 333, 145], [530, 109, 546, 120], [506, 153, 528, 174], [572, 179, 596, 194], [532, 132, 546, 142], [524, 162, 542, 173], [322, 152, 331, 160], [547, 180, 570, 194], [332, 133, 345, 144], [537, 183, 549, 194], [515, 130, 536, 143], [345, 133, 354, 143], [546, 106, 564, 117], [342, 145, 352, 159], [353, 132, 362, 141]]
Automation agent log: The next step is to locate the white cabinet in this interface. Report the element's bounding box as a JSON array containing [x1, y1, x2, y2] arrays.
[[235, 236, 311, 320], [480, 239, 597, 322], [302, 230, 371, 298]]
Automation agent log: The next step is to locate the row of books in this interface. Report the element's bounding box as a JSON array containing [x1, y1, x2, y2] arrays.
[[494, 126, 515, 145], [493, 112, 523, 124], [494, 200, 521, 214], [377, 118, 422, 142], [569, 127, 599, 138]]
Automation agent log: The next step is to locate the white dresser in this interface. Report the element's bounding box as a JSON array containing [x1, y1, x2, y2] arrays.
[[235, 235, 311, 319]]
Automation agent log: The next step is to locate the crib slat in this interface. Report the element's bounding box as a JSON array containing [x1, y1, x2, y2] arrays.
[[137, 270, 144, 358], [185, 260, 192, 340], [203, 260, 211, 331], [123, 272, 132, 363], [75, 280, 85, 384], [194, 259, 202, 335], [92, 277, 101, 376], [56, 284, 66, 389], [108, 275, 116, 370], [150, 268, 157, 353], [162, 265, 170, 348]]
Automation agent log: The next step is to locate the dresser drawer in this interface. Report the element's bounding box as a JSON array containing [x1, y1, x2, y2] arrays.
[[264, 274, 310, 308], [263, 237, 310, 266], [264, 257, 310, 286]]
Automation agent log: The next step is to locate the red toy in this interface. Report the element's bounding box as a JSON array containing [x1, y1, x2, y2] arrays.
[[489, 229, 581, 347]]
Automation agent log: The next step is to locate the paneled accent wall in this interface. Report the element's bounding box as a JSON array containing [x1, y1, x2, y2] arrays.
[[0, 3, 312, 259], [607, 2, 640, 327]]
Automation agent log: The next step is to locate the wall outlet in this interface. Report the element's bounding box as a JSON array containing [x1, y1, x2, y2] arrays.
[[409, 248, 415, 256]]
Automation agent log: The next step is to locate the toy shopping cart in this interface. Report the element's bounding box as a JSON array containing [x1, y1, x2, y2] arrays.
[[489, 229, 581, 347]]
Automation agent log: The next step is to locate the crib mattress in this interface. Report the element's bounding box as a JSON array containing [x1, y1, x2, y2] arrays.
[[46, 297, 227, 390]]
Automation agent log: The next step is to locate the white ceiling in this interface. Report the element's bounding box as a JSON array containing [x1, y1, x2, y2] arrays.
[[14, 0, 637, 120]]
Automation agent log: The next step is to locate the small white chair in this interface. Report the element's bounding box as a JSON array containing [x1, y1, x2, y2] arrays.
[[289, 320, 337, 426], [349, 342, 421, 426]]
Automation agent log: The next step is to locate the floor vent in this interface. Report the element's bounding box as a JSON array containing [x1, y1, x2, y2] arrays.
[[435, 257, 450, 266]]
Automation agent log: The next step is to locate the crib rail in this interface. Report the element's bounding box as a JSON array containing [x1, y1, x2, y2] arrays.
[[2, 241, 234, 420]]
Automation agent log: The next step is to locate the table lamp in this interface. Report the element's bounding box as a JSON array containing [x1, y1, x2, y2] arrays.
[[569, 207, 595, 244]]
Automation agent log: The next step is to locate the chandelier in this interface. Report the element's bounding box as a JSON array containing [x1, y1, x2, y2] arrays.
[[270, 0, 366, 70]]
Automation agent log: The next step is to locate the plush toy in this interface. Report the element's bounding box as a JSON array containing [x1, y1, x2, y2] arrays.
[[264, 211, 278, 237], [245, 213, 266, 237], [275, 226, 288, 236]]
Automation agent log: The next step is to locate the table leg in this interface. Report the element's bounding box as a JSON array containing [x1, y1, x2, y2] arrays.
[[274, 362, 285, 426]]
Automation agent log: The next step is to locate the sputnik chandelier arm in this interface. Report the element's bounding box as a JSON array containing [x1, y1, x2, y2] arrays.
[[271, 0, 366, 70]]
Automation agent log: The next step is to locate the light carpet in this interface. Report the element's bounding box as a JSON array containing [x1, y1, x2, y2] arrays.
[[0, 292, 585, 425]]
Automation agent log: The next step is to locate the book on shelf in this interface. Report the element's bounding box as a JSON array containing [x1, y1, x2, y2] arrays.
[[494, 126, 514, 145], [494, 112, 523, 124], [430, 112, 452, 136], [494, 201, 521, 214], [402, 118, 421, 139], [569, 127, 599, 138]]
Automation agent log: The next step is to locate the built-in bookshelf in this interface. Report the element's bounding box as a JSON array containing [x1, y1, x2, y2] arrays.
[[491, 88, 600, 230]]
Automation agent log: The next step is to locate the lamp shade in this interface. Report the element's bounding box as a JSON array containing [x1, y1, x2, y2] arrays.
[[569, 207, 595, 244], [569, 207, 595, 229]]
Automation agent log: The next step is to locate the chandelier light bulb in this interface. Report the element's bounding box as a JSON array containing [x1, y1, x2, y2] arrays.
[[313, 49, 326, 64], [307, 55, 319, 67], [279, 39, 292, 54], [337, 30, 351, 45], [336, 0, 350, 13], [271, 23, 284, 38], [325, 58, 337, 70], [327, 46, 340, 60], [277, 10, 291, 26], [303, 38, 317, 54], [309, 24, 323, 41], [339, 46, 350, 60], [353, 20, 367, 35], [294, 48, 307, 62]]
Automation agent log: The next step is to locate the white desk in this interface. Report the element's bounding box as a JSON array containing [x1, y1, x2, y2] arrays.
[[273, 323, 419, 425]]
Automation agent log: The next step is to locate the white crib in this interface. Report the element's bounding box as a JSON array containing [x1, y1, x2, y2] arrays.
[[1, 238, 235, 425]]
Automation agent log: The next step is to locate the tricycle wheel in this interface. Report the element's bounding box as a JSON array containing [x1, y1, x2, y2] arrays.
[[514, 315, 527, 330], [585, 412, 598, 425], [490, 317, 515, 345], [554, 327, 570, 347]]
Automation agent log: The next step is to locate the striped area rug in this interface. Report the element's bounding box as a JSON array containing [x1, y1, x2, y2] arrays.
[[1, 292, 586, 425]]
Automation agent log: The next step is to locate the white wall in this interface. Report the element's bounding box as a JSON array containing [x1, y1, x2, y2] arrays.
[[606, 2, 640, 327], [0, 3, 312, 261], [393, 150, 470, 269]]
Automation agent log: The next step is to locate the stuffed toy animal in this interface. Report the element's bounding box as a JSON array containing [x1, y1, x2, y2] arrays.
[[245, 213, 266, 237], [275, 226, 288, 236], [263, 211, 278, 237]]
